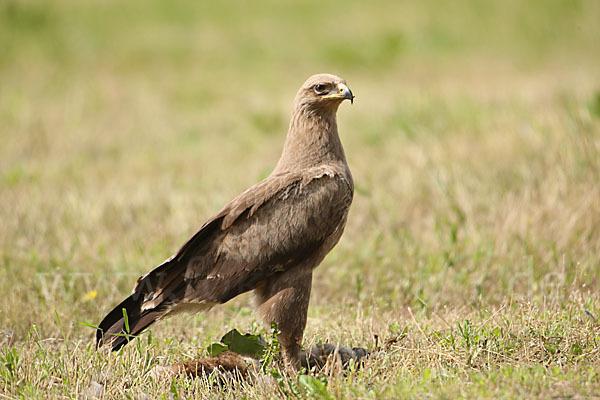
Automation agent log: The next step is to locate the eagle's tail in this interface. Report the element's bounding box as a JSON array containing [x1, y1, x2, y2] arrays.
[[95, 293, 166, 351], [96, 218, 223, 351], [95, 259, 183, 351]]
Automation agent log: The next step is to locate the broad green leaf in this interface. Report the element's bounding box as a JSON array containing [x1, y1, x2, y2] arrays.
[[207, 342, 229, 357], [220, 329, 267, 357]]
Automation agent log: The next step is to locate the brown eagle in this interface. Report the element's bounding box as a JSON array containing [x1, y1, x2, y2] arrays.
[[96, 73, 354, 367]]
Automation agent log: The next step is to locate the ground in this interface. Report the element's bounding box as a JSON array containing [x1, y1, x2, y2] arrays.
[[1, 0, 599, 398]]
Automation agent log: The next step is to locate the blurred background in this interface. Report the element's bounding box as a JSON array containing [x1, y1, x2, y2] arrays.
[[1, 0, 599, 341]]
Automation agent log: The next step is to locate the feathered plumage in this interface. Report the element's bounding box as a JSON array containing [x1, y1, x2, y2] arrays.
[[96, 73, 354, 366]]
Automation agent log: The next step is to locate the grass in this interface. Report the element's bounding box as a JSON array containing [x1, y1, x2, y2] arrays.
[[1, 0, 600, 398]]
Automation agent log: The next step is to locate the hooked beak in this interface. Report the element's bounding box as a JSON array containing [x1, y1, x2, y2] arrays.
[[337, 83, 354, 104], [323, 83, 355, 104]]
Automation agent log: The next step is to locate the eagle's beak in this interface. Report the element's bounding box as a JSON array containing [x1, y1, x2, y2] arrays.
[[337, 83, 354, 104], [323, 83, 355, 104]]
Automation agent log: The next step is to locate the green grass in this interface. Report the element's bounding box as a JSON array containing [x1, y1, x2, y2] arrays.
[[1, 0, 600, 398]]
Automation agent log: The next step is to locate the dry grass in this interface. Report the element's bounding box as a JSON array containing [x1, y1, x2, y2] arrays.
[[1, 0, 600, 398]]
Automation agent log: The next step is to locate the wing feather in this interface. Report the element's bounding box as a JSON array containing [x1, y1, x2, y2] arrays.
[[136, 169, 352, 311]]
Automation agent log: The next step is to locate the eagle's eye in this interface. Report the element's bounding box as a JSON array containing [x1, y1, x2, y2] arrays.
[[314, 83, 329, 94]]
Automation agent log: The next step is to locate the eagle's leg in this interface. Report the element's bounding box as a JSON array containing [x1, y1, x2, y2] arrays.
[[253, 267, 313, 370]]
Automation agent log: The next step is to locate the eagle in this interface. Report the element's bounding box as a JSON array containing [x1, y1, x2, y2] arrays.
[[96, 73, 355, 368]]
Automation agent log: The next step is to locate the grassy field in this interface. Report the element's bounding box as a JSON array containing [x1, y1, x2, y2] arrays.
[[1, 0, 600, 398]]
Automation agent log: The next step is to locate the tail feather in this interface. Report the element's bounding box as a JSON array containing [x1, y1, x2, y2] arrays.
[[96, 217, 225, 351], [96, 293, 165, 351]]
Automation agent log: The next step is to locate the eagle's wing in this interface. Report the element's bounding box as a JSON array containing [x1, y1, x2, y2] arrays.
[[97, 167, 352, 349]]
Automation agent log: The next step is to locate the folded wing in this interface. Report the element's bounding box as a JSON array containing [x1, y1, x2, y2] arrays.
[[96, 169, 352, 350]]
